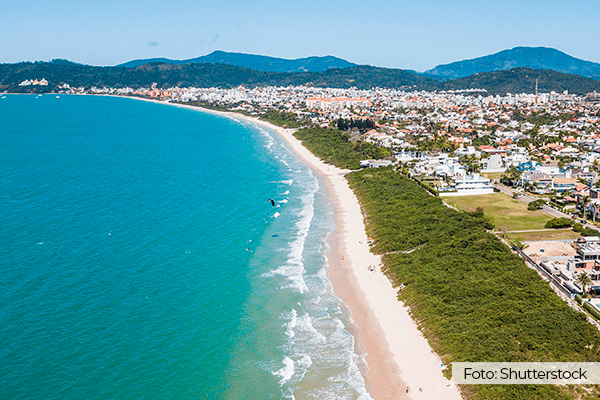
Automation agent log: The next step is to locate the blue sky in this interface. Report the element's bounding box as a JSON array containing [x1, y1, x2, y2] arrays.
[[2, 0, 599, 71]]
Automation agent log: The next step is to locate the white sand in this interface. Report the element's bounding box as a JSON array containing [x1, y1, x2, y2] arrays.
[[131, 98, 462, 399]]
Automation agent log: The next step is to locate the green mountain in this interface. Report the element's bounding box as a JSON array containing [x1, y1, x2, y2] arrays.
[[2, 61, 599, 95], [0, 62, 436, 92], [116, 50, 356, 72], [439, 67, 600, 95], [425, 46, 600, 81]]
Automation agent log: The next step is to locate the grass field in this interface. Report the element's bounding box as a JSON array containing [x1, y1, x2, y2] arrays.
[[481, 172, 503, 180], [506, 230, 580, 242], [443, 193, 553, 231]]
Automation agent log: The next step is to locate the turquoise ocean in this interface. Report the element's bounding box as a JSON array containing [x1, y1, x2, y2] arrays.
[[0, 94, 371, 399]]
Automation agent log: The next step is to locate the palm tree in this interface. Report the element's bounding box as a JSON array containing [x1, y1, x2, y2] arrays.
[[581, 195, 591, 220], [575, 272, 593, 296]]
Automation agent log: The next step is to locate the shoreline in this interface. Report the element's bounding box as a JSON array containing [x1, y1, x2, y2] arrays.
[[130, 97, 461, 399]]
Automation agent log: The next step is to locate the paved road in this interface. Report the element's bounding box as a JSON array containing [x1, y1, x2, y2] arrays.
[[494, 183, 571, 219]]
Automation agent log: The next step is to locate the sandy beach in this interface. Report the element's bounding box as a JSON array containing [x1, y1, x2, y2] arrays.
[[137, 98, 462, 400]]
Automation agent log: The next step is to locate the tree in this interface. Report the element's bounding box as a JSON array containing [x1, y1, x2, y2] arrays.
[[545, 217, 573, 229], [527, 199, 546, 211], [581, 195, 591, 220], [459, 154, 481, 174], [581, 227, 600, 237], [575, 272, 592, 296], [500, 165, 522, 187]]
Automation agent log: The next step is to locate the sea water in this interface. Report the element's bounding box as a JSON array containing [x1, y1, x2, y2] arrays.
[[0, 95, 370, 399]]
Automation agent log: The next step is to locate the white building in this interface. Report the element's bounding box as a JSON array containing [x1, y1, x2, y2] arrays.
[[440, 173, 494, 196], [396, 151, 426, 162], [305, 97, 370, 110], [481, 153, 505, 173]]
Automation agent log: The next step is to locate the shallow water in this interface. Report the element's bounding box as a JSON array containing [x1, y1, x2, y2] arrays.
[[0, 95, 370, 399]]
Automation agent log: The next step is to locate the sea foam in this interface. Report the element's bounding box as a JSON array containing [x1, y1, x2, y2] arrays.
[[263, 176, 317, 293], [273, 356, 295, 385]]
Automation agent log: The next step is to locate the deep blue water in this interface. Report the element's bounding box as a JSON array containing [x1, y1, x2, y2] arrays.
[[0, 94, 370, 399]]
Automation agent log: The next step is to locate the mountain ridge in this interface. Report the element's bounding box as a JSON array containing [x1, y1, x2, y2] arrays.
[[425, 46, 600, 81], [2, 61, 600, 95], [116, 50, 356, 72]]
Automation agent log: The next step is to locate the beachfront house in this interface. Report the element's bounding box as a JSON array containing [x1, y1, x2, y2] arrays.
[[360, 160, 394, 168], [439, 173, 494, 196]]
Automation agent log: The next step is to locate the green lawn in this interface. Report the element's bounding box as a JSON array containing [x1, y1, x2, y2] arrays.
[[444, 193, 553, 231], [506, 230, 580, 242], [481, 172, 503, 180]]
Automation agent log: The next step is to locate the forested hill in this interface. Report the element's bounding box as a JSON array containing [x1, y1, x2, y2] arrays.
[[0, 62, 438, 92], [2, 61, 600, 95], [438, 67, 600, 95], [425, 46, 600, 81], [117, 50, 356, 72]]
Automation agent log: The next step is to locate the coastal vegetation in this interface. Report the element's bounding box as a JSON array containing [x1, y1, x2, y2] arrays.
[[293, 127, 392, 169], [336, 118, 376, 133], [182, 100, 249, 114], [288, 129, 600, 399], [258, 109, 304, 128], [180, 101, 307, 129], [346, 168, 600, 399]]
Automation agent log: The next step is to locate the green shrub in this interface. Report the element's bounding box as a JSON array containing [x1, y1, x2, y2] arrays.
[[544, 217, 573, 229], [527, 199, 546, 211], [581, 227, 600, 237], [583, 301, 600, 321], [573, 223, 584, 233]]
